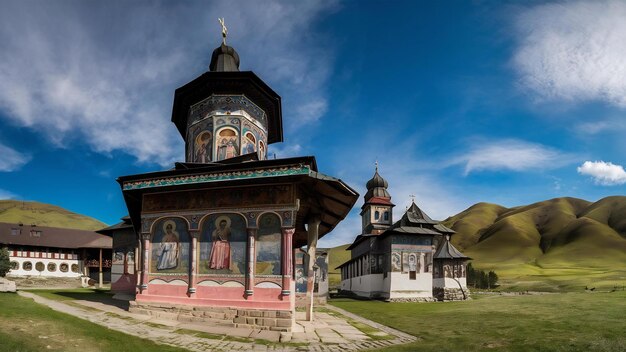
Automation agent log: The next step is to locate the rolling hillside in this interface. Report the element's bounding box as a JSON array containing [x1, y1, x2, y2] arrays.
[[0, 200, 107, 231], [442, 196, 626, 291]]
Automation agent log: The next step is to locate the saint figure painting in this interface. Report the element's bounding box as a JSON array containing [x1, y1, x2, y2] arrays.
[[157, 220, 180, 270], [209, 216, 231, 270]]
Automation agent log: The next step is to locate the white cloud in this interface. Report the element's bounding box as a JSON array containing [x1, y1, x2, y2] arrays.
[[577, 160, 626, 185], [268, 143, 303, 159], [0, 142, 31, 172], [449, 139, 573, 175], [513, 1, 626, 107], [0, 1, 334, 166], [0, 189, 18, 200]]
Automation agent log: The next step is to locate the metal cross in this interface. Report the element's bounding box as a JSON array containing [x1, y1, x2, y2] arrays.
[[218, 18, 227, 45], [409, 194, 416, 203]]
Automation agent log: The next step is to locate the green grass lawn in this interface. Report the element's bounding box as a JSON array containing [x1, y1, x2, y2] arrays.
[[330, 291, 626, 352], [0, 293, 187, 352]]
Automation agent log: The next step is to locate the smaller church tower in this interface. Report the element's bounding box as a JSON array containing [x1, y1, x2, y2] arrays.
[[361, 164, 395, 234]]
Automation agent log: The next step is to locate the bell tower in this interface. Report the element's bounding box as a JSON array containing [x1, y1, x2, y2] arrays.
[[361, 163, 395, 234], [171, 21, 283, 163]]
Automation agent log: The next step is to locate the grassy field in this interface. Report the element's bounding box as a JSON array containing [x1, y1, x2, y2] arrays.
[[330, 291, 626, 351], [0, 292, 186, 352], [0, 200, 106, 230], [328, 244, 351, 288]]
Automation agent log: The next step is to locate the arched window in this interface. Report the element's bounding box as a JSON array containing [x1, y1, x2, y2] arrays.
[[384, 211, 389, 221], [374, 211, 380, 220]]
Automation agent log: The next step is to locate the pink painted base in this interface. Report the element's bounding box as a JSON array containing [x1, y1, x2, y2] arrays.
[[111, 274, 137, 294], [138, 284, 291, 309]]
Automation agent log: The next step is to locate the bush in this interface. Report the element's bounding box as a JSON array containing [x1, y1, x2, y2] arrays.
[[0, 247, 11, 277]]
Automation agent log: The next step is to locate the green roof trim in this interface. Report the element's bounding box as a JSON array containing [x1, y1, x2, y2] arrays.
[[122, 165, 311, 190]]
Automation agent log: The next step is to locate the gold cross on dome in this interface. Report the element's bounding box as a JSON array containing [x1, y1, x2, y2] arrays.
[[218, 18, 227, 45]]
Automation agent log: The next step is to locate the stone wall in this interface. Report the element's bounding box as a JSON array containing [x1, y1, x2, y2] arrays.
[[433, 287, 469, 301], [129, 301, 294, 331]]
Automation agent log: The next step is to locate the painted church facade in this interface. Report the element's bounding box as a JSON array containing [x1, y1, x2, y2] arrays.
[[115, 30, 357, 331], [338, 168, 469, 301]]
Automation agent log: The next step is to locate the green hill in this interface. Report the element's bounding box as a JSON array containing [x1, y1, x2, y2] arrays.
[[443, 196, 626, 291], [327, 244, 351, 289], [0, 200, 107, 231]]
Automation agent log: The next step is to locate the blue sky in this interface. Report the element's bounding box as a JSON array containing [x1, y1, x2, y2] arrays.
[[1, 0, 625, 247]]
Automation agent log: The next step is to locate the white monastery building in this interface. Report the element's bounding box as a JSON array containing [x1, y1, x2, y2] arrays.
[[337, 167, 470, 301]]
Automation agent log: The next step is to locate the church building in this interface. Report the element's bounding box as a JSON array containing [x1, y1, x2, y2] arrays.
[[338, 167, 469, 301], [115, 25, 357, 331]]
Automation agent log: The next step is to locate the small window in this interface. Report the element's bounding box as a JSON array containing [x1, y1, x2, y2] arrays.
[[409, 271, 416, 280], [374, 211, 380, 220], [47, 263, 57, 272], [71, 264, 80, 273], [30, 230, 42, 237], [23, 261, 32, 271], [35, 262, 44, 272], [384, 211, 389, 221], [60, 263, 69, 272]]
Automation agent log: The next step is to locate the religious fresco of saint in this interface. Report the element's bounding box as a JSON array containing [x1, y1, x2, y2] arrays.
[[216, 128, 239, 161], [391, 251, 402, 272], [150, 218, 190, 274], [256, 213, 282, 275], [199, 214, 247, 275], [194, 130, 213, 163]]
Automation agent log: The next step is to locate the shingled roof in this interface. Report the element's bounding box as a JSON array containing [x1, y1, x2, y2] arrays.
[[0, 222, 111, 249], [434, 237, 470, 259]]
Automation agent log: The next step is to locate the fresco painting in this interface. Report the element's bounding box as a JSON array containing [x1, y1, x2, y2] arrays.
[[216, 128, 239, 161], [256, 213, 282, 275], [391, 251, 401, 272], [242, 131, 256, 155], [199, 214, 247, 275], [194, 130, 213, 163], [150, 218, 190, 274]]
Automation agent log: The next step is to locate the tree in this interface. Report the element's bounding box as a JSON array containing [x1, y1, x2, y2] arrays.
[[488, 271, 499, 289], [0, 247, 11, 277]]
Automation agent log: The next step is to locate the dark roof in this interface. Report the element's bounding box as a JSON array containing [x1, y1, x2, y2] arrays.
[[96, 216, 133, 235], [171, 71, 283, 145], [397, 202, 439, 225], [0, 222, 112, 249], [346, 234, 377, 250], [434, 237, 470, 260]]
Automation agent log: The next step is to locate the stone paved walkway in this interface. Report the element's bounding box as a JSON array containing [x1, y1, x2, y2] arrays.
[[18, 291, 417, 352]]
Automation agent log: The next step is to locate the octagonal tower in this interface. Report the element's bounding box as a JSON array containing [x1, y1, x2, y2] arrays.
[[171, 42, 283, 163]]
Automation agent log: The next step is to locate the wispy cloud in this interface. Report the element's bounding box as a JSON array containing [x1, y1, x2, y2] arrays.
[[0, 142, 31, 172], [268, 143, 303, 159], [577, 160, 626, 185], [513, 1, 626, 108], [449, 139, 574, 175], [0, 189, 18, 200], [0, 1, 335, 166]]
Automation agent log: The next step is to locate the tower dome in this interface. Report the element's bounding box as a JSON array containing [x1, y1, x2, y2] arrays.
[[365, 167, 390, 200]]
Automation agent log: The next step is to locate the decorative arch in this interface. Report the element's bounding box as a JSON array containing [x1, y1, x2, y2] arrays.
[[199, 213, 247, 275], [150, 217, 191, 275], [256, 212, 282, 275], [241, 131, 257, 155], [215, 127, 240, 161]]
